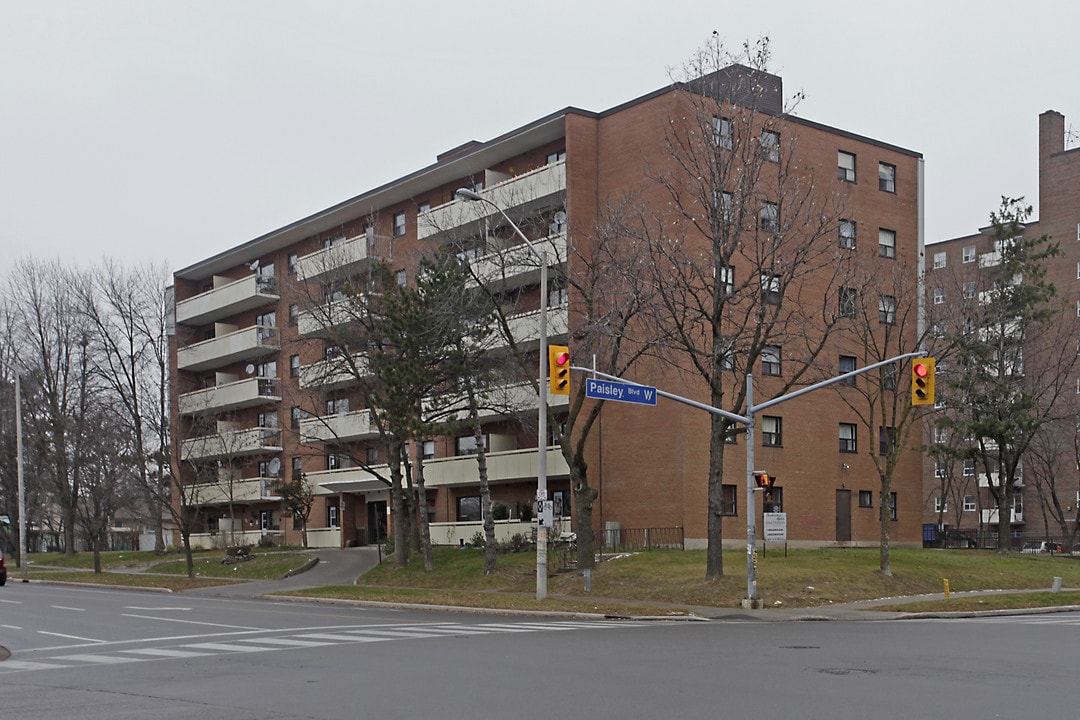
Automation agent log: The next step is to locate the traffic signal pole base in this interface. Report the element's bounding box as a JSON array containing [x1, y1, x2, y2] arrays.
[[741, 597, 764, 609]]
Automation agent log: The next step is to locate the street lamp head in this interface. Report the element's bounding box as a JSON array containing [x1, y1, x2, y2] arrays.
[[454, 188, 483, 202]]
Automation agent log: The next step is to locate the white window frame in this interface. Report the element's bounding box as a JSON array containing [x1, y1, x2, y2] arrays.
[[838, 151, 856, 182], [962, 245, 976, 263], [879, 294, 897, 324], [839, 423, 857, 453], [963, 495, 977, 512], [879, 161, 896, 192], [713, 116, 733, 150], [878, 228, 896, 258], [392, 211, 406, 237], [839, 219, 856, 249], [934, 496, 947, 513], [933, 287, 945, 305], [933, 251, 946, 269], [761, 345, 781, 376], [761, 130, 780, 162]]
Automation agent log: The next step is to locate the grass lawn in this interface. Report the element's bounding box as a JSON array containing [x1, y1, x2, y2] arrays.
[[23, 549, 313, 586]]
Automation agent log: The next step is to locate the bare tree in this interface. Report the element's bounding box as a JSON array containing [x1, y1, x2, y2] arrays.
[[635, 37, 848, 578]]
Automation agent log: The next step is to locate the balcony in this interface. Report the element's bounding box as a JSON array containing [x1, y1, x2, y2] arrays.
[[175, 275, 278, 327], [176, 325, 279, 372], [299, 353, 369, 390], [296, 232, 388, 282], [977, 472, 1023, 488], [297, 299, 359, 337], [424, 381, 569, 422], [981, 508, 1023, 525], [465, 231, 567, 292], [181, 426, 283, 461], [418, 160, 566, 241], [498, 304, 569, 347], [178, 377, 280, 416], [423, 446, 569, 488], [181, 477, 281, 506], [300, 409, 377, 443]]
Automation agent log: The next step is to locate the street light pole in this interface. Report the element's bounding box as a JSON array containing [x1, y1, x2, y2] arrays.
[[455, 188, 550, 600]]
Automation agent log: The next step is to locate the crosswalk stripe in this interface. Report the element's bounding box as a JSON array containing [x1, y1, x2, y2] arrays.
[[181, 642, 278, 653], [340, 629, 440, 639], [296, 632, 393, 642], [235, 637, 335, 648], [122, 648, 215, 658], [53, 653, 136, 665], [1, 660, 69, 671]]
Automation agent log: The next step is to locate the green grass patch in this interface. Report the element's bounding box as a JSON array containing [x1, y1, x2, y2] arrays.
[[22, 570, 231, 591], [875, 590, 1080, 613], [147, 552, 312, 580]]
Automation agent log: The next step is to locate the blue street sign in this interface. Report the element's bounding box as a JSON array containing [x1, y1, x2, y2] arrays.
[[584, 378, 657, 406]]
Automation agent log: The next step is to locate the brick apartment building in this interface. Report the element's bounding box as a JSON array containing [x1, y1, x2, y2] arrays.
[[169, 66, 925, 551], [922, 110, 1080, 548]]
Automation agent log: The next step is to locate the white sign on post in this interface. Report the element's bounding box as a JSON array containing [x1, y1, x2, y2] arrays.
[[763, 512, 787, 542], [537, 500, 554, 528]]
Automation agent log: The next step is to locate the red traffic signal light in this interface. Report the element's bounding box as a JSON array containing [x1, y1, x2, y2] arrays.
[[548, 345, 570, 395], [911, 357, 936, 406], [754, 472, 775, 489]]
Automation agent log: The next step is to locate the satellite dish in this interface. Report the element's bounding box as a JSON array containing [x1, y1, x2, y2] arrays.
[[268, 458, 281, 477], [245, 364, 256, 375], [249, 260, 260, 272], [553, 211, 567, 225]]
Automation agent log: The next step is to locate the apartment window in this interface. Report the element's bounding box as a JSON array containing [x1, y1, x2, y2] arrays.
[[396, 269, 407, 287], [719, 264, 734, 295], [327, 453, 342, 470], [962, 245, 976, 263], [257, 411, 277, 429], [933, 287, 945, 305], [933, 425, 947, 444], [721, 484, 737, 515], [713, 116, 733, 150], [761, 271, 781, 304], [933, 251, 946, 269], [546, 149, 566, 164], [963, 281, 976, 299], [762, 345, 781, 376], [258, 460, 279, 478], [720, 338, 735, 371], [934, 496, 947, 513], [417, 201, 430, 215], [256, 311, 276, 327], [839, 355, 856, 384], [328, 505, 339, 528], [289, 303, 298, 325], [720, 191, 734, 223], [838, 219, 856, 249], [878, 162, 896, 192], [366, 446, 379, 465], [422, 440, 435, 460], [858, 490, 873, 508], [883, 363, 897, 391], [326, 397, 349, 415], [762, 416, 782, 447], [392, 211, 406, 237], [962, 459, 975, 477], [549, 284, 568, 307], [878, 228, 896, 258], [761, 130, 780, 162], [879, 426, 896, 456], [878, 294, 896, 324], [457, 496, 482, 522], [934, 460, 948, 478], [889, 492, 898, 521], [760, 201, 778, 232], [291, 406, 306, 429], [837, 151, 856, 182], [258, 261, 275, 277], [455, 434, 488, 456], [839, 423, 857, 453], [838, 286, 857, 317], [291, 456, 302, 475], [287, 252, 298, 275], [963, 495, 977, 512], [256, 360, 276, 378]]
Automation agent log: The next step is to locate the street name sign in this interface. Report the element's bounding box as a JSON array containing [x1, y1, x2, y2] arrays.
[[584, 378, 657, 406]]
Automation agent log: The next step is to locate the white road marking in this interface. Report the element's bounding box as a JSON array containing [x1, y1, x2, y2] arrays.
[[121, 648, 215, 658], [180, 642, 278, 653], [50, 605, 85, 612], [2, 624, 23, 630], [38, 631, 105, 643], [0, 598, 22, 604], [55, 653, 137, 665], [122, 613, 263, 630], [124, 606, 192, 611]]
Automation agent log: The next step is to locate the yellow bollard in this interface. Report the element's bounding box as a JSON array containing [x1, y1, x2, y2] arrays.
[[943, 578, 951, 599]]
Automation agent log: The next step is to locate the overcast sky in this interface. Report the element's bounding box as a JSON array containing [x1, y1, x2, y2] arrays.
[[2, 1, 1077, 277]]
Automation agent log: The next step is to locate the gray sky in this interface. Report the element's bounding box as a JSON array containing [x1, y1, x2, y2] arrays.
[[2, 1, 1077, 277]]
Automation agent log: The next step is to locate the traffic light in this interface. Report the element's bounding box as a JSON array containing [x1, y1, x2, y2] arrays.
[[754, 472, 776, 489], [911, 357, 936, 406], [548, 345, 571, 395]]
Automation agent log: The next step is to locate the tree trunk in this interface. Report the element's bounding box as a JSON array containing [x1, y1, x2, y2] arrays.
[[414, 442, 434, 572], [572, 459, 597, 570], [705, 414, 727, 579]]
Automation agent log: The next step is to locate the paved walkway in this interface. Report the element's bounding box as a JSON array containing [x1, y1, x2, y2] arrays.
[[182, 547, 383, 599]]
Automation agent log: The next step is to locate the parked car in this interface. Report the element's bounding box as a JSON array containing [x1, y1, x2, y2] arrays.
[[0, 549, 6, 586], [1021, 540, 1064, 554]]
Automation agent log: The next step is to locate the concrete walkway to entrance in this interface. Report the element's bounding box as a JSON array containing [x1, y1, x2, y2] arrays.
[[183, 546, 383, 599]]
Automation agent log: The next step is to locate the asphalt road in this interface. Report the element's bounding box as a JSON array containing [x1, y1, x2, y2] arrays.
[[2, 583, 1077, 719]]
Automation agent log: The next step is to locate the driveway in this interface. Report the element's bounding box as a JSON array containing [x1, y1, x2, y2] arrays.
[[183, 546, 382, 599]]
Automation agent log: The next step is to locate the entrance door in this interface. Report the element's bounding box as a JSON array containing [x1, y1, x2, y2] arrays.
[[367, 500, 388, 545], [835, 490, 851, 542]]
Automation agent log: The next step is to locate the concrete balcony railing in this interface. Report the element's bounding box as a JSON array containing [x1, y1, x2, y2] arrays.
[[423, 446, 569, 488], [464, 231, 567, 292], [175, 274, 279, 327], [296, 233, 387, 282], [297, 298, 358, 337], [423, 381, 569, 423], [181, 427, 283, 461], [300, 409, 377, 443], [176, 325, 279, 372], [978, 472, 1023, 488], [982, 508, 1023, 525], [177, 377, 280, 416], [428, 517, 572, 547], [498, 304, 569, 347], [181, 477, 281, 506], [299, 353, 369, 390], [417, 160, 566, 241]]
